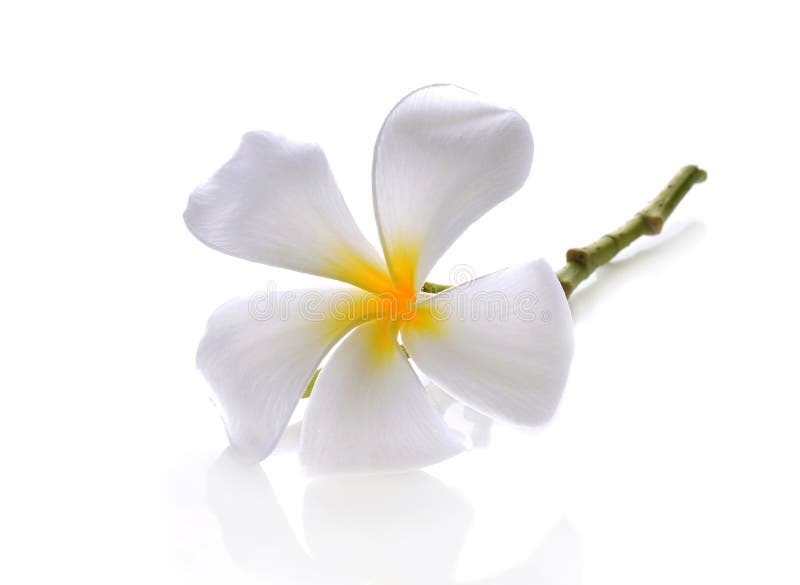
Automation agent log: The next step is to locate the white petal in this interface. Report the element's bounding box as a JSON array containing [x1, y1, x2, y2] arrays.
[[185, 131, 393, 292], [424, 379, 496, 449], [373, 85, 534, 290], [300, 320, 464, 474], [402, 260, 574, 426], [197, 288, 372, 461]]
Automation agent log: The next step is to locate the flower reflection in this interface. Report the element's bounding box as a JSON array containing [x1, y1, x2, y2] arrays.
[[207, 450, 581, 584]]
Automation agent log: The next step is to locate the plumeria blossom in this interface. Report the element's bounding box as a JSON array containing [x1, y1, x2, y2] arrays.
[[184, 85, 574, 474]]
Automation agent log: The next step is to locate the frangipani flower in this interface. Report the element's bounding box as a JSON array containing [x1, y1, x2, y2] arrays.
[[185, 85, 574, 474]]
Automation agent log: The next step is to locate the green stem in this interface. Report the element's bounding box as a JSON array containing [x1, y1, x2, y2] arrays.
[[420, 281, 451, 294], [556, 165, 706, 297], [423, 165, 707, 298]]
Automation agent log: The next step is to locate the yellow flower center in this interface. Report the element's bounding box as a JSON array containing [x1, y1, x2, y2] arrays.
[[329, 244, 443, 362]]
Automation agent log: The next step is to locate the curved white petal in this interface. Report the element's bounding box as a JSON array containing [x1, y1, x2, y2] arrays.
[[300, 320, 464, 474], [373, 85, 534, 290], [402, 260, 574, 426], [185, 131, 392, 292], [197, 288, 373, 461]]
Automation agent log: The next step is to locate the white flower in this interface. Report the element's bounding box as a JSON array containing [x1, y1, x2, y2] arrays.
[[184, 85, 574, 474]]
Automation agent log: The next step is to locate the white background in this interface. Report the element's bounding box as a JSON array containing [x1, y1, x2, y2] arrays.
[[2, 1, 799, 583]]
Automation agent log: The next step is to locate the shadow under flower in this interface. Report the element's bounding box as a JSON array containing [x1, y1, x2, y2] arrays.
[[207, 449, 582, 584], [568, 220, 706, 323]]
